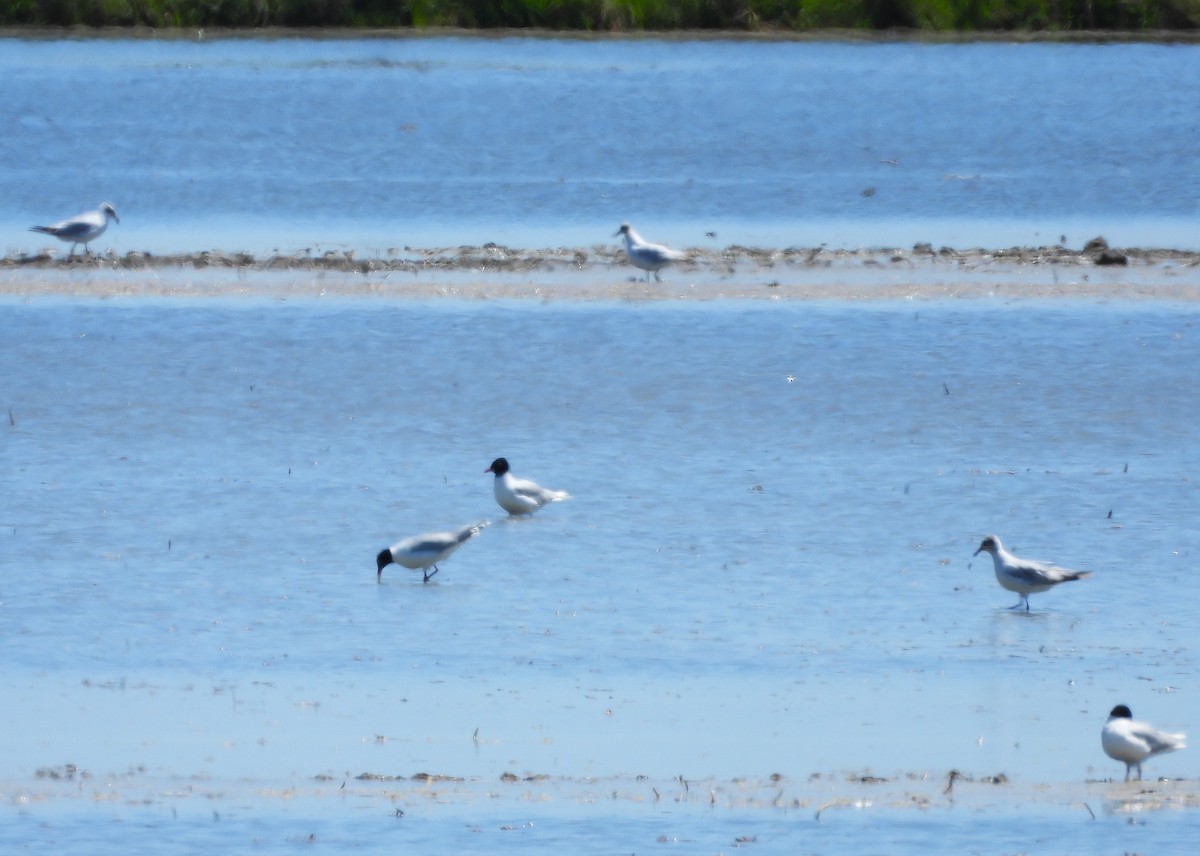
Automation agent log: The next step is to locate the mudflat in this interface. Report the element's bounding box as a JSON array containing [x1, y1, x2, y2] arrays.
[[4, 241, 1198, 301]]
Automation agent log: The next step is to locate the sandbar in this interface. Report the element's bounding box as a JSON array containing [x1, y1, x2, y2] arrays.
[[4, 241, 1199, 301]]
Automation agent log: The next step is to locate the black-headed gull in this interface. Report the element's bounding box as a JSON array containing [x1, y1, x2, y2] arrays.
[[1102, 704, 1186, 782], [376, 521, 488, 582], [485, 457, 569, 516], [615, 223, 686, 282], [972, 534, 1092, 611], [30, 203, 120, 256]]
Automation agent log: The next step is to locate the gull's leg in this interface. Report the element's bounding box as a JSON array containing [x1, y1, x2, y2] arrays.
[[423, 565, 440, 583]]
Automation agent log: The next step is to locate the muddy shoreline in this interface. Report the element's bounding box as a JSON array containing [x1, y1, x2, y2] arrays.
[[12, 761, 1199, 816], [5, 241, 1200, 300]]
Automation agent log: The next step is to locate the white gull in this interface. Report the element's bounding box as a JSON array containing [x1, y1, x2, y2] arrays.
[[30, 203, 120, 256], [376, 521, 489, 582], [1102, 704, 1186, 781], [486, 457, 569, 516], [973, 534, 1092, 612], [615, 223, 686, 282]]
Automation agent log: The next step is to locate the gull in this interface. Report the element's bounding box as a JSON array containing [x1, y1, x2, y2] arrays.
[[29, 203, 120, 256], [376, 521, 488, 582], [615, 223, 686, 282], [1102, 704, 1186, 782], [972, 534, 1092, 611], [486, 457, 569, 516]]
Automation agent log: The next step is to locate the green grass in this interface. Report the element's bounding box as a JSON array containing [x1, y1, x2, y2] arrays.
[[1, 0, 1197, 29]]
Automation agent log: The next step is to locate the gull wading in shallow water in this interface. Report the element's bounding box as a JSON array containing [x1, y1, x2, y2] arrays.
[[29, 202, 119, 256], [615, 223, 686, 282], [486, 457, 570, 516], [376, 521, 488, 582], [1102, 704, 1186, 782], [972, 534, 1092, 612]]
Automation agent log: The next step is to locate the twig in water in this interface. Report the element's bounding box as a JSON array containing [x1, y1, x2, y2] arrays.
[[814, 800, 837, 820], [1082, 802, 1095, 820], [944, 769, 960, 795]]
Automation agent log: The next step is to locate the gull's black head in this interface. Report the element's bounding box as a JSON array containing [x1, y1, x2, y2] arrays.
[[615, 223, 631, 237], [486, 457, 510, 476], [376, 548, 393, 579], [1110, 704, 1133, 719]]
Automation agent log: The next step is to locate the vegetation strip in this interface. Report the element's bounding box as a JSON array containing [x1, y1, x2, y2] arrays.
[[1, 0, 1198, 31]]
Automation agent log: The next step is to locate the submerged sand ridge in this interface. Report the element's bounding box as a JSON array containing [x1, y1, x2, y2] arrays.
[[4, 239, 1200, 300]]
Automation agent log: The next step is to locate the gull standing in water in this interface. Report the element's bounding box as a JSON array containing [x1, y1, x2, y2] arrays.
[[972, 534, 1092, 611], [615, 223, 686, 282], [1102, 704, 1186, 781], [29, 203, 120, 256], [486, 457, 569, 516], [376, 521, 489, 582]]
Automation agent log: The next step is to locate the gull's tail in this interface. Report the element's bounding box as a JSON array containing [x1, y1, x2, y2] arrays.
[[456, 520, 490, 544]]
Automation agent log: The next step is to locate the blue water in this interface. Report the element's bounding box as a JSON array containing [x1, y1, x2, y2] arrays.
[[4, 30, 1200, 853], [3, 297, 1198, 851], [2, 36, 1200, 254], [4, 802, 1199, 854]]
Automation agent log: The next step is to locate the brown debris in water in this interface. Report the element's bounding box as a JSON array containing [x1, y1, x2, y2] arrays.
[[410, 771, 465, 782], [35, 763, 85, 780]]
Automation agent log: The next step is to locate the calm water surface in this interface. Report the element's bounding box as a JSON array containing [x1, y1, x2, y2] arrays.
[[4, 27, 1200, 855], [2, 36, 1199, 253], [2, 298, 1198, 851]]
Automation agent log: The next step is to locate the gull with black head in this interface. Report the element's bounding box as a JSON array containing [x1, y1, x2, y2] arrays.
[[486, 457, 569, 516], [376, 521, 489, 582], [1102, 704, 1186, 782], [615, 223, 686, 282]]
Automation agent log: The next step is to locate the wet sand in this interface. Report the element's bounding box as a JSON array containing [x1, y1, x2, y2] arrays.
[[4, 241, 1200, 300]]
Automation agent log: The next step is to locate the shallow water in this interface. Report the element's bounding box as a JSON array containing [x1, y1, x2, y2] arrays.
[[3, 36, 1200, 253], [2, 297, 1197, 850], [4, 788, 1200, 854]]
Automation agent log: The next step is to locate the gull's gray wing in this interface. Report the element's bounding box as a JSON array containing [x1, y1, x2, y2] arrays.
[[1009, 557, 1086, 585]]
